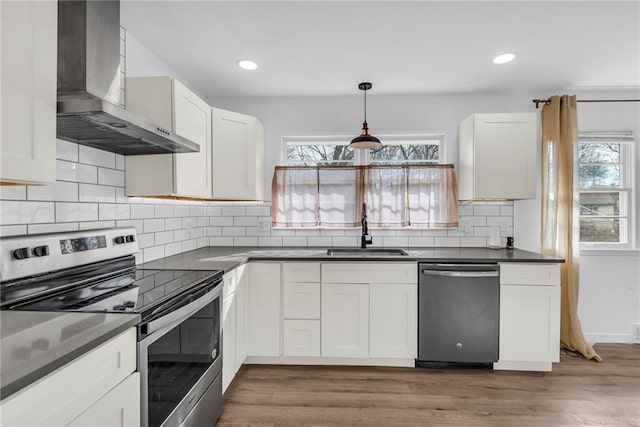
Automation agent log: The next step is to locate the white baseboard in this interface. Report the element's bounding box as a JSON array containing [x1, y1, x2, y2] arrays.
[[584, 333, 635, 344]]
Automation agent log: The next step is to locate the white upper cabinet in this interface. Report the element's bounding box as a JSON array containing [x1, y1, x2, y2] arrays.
[[211, 107, 264, 200], [0, 0, 57, 185], [458, 113, 537, 200], [125, 77, 212, 198]]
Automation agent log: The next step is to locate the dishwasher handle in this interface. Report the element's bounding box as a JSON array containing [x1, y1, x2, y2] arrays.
[[421, 269, 499, 278]]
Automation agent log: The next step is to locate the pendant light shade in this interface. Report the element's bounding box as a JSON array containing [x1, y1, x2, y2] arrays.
[[350, 82, 382, 149]]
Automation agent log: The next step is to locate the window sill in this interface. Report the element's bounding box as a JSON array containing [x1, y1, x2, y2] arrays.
[[580, 248, 640, 256]]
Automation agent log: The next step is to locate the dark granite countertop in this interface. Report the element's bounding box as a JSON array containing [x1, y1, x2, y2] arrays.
[[140, 246, 564, 273], [0, 311, 140, 400]]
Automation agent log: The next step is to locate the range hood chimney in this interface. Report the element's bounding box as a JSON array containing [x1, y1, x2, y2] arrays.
[[56, 0, 199, 155]]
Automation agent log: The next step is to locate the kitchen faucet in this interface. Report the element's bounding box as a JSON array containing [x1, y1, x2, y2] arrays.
[[361, 202, 373, 249]]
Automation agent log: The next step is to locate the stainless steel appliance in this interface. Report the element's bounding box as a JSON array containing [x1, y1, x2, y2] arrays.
[[56, 0, 199, 155], [0, 228, 223, 427], [416, 263, 499, 367]]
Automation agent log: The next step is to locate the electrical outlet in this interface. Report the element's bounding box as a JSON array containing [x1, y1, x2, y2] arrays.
[[257, 219, 271, 232]]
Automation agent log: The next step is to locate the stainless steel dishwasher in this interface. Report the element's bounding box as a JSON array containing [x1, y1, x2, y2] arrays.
[[416, 263, 500, 367]]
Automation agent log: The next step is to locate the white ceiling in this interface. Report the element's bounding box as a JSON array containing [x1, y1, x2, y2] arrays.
[[121, 1, 640, 98]]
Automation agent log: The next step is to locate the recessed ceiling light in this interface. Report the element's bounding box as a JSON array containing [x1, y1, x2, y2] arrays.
[[492, 53, 517, 64], [237, 59, 258, 70]]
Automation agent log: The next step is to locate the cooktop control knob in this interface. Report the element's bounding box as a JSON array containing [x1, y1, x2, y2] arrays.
[[114, 236, 125, 244], [125, 235, 135, 243], [12, 247, 31, 260], [32, 245, 50, 257], [124, 301, 135, 308]]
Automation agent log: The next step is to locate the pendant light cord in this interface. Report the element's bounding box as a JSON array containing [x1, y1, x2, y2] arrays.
[[363, 88, 367, 122]]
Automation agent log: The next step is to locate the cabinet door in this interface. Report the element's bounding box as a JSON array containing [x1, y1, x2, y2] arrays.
[[499, 284, 561, 363], [321, 283, 369, 358], [235, 265, 248, 372], [370, 284, 417, 359], [283, 282, 321, 319], [283, 320, 320, 357], [473, 113, 536, 199], [68, 373, 140, 427], [247, 263, 281, 356], [222, 292, 236, 393], [173, 79, 212, 198], [0, 0, 56, 184], [211, 108, 261, 200]]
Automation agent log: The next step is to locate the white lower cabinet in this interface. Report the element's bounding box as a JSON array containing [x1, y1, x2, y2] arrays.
[[68, 372, 140, 427], [0, 328, 138, 426], [235, 264, 248, 373], [283, 320, 321, 357], [247, 263, 281, 356], [496, 263, 561, 372], [222, 289, 236, 393], [369, 284, 417, 359], [321, 283, 369, 358]]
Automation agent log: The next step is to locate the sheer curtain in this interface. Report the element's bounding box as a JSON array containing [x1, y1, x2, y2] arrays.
[[272, 164, 458, 228], [541, 95, 602, 362]]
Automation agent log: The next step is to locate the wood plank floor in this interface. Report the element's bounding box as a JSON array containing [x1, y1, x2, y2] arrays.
[[218, 344, 640, 426]]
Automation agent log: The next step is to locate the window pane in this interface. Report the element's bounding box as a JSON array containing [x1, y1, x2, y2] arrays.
[[579, 192, 619, 216], [287, 145, 354, 165], [370, 144, 439, 162], [579, 165, 620, 188], [579, 217, 620, 242], [578, 143, 620, 164]]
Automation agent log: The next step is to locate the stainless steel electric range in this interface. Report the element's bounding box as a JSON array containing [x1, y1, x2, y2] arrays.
[[0, 228, 223, 427]]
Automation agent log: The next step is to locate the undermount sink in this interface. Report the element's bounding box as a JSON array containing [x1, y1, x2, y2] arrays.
[[326, 248, 409, 256]]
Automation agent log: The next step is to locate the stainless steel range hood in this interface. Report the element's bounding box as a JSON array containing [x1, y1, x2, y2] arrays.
[[56, 0, 199, 155]]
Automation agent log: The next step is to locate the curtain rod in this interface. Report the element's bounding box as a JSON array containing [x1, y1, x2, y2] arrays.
[[532, 98, 640, 109]]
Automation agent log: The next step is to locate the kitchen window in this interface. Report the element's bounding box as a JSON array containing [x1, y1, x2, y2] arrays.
[[275, 134, 455, 228], [577, 132, 635, 249]]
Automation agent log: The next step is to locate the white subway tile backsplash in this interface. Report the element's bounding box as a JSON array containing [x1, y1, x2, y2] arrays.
[[458, 205, 474, 216], [210, 237, 233, 246], [0, 225, 27, 236], [408, 237, 435, 247], [28, 222, 79, 235], [183, 239, 197, 252], [115, 188, 129, 204], [223, 227, 245, 237], [144, 218, 165, 233], [116, 219, 144, 234], [99, 203, 130, 220], [382, 236, 409, 247], [0, 186, 27, 200], [79, 145, 116, 168], [460, 237, 487, 247], [137, 233, 155, 249], [98, 168, 125, 187], [174, 229, 189, 241], [395, 229, 422, 237], [143, 245, 164, 263], [197, 237, 208, 249], [79, 220, 116, 230], [332, 237, 359, 247], [209, 216, 233, 226], [56, 139, 78, 162], [258, 236, 283, 247], [28, 181, 78, 202], [56, 202, 98, 222], [207, 226, 221, 236], [154, 205, 174, 218], [246, 205, 270, 217], [271, 228, 296, 237], [234, 237, 258, 246], [0, 201, 55, 225], [131, 204, 155, 219], [295, 229, 320, 237], [319, 229, 345, 237], [234, 216, 257, 226], [206, 206, 221, 217], [222, 206, 245, 216], [197, 217, 207, 227], [307, 237, 332, 247], [434, 237, 461, 247], [79, 184, 115, 203], [165, 242, 182, 256], [56, 160, 97, 184], [189, 206, 205, 217], [115, 154, 125, 171], [165, 218, 182, 230], [473, 205, 500, 216], [191, 227, 205, 239], [174, 206, 189, 217], [486, 216, 513, 227], [155, 230, 174, 245], [282, 236, 307, 247], [420, 229, 448, 237], [500, 206, 513, 216]]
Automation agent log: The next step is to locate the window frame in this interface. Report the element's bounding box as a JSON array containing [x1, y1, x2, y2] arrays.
[[282, 133, 446, 166], [577, 132, 636, 251]]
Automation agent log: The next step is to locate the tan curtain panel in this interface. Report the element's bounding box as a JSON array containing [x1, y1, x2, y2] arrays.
[[541, 95, 602, 362], [272, 164, 458, 228]]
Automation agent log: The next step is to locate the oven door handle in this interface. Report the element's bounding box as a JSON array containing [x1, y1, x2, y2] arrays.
[[141, 280, 221, 337]]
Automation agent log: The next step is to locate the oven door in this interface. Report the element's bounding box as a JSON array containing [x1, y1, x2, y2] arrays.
[[138, 280, 222, 427]]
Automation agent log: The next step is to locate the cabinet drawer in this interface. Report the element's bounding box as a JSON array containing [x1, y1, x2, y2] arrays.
[[1, 328, 137, 426], [283, 282, 320, 319], [500, 263, 561, 286], [283, 320, 321, 357], [322, 263, 417, 284], [283, 262, 320, 283]]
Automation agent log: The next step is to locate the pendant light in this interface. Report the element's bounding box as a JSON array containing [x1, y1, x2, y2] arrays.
[[350, 82, 382, 149]]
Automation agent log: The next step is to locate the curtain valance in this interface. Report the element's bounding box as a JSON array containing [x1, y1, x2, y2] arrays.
[[271, 164, 458, 228]]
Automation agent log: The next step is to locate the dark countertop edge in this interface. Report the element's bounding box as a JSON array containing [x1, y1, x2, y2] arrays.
[[246, 255, 566, 264], [0, 314, 140, 400]]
